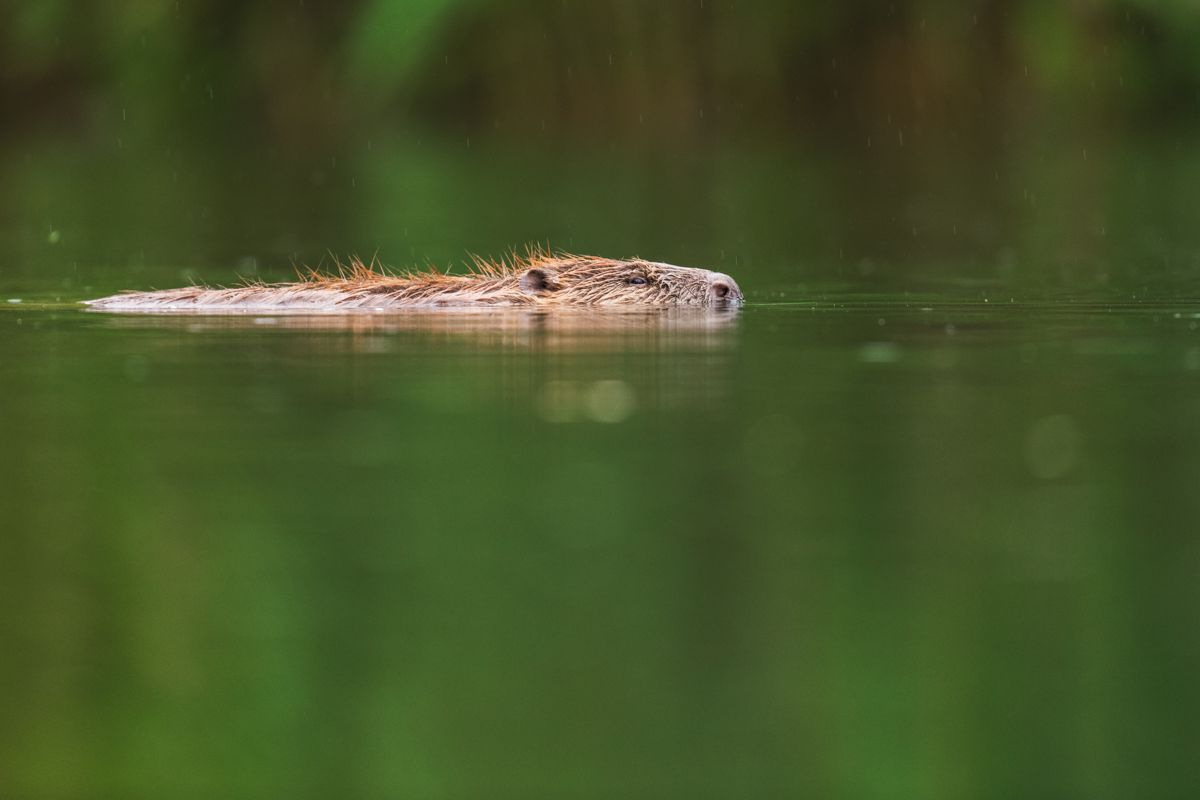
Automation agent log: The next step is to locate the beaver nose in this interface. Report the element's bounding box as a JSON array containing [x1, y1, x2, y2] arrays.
[[708, 273, 742, 304]]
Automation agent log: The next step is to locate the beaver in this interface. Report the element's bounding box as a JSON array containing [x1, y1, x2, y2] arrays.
[[86, 252, 743, 312]]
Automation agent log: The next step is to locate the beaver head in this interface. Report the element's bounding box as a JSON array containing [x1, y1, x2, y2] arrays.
[[516, 256, 742, 307]]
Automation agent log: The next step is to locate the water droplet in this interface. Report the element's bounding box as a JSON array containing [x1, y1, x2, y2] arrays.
[[585, 380, 635, 423], [859, 342, 901, 363]]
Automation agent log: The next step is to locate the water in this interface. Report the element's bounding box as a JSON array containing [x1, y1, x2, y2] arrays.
[[3, 138, 1200, 797]]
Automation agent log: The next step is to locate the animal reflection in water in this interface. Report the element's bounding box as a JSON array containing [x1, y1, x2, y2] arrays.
[[96, 306, 741, 352], [97, 308, 740, 413]]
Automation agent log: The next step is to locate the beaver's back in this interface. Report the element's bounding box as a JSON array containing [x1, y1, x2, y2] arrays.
[[86, 253, 743, 311]]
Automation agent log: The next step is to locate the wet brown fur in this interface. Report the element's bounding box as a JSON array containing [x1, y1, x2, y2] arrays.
[[86, 249, 737, 311]]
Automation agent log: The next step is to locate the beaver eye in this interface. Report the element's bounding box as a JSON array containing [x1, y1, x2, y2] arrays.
[[628, 276, 649, 286]]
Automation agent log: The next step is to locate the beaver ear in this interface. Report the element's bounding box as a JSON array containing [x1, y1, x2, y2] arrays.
[[519, 267, 560, 294]]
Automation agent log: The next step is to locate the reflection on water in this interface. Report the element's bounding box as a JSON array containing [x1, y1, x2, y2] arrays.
[[87, 307, 742, 417], [6, 291, 1200, 798], [3, 299, 1200, 797], [91, 306, 742, 352]]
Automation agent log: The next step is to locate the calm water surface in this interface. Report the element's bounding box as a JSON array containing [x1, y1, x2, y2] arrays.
[[2, 139, 1200, 797]]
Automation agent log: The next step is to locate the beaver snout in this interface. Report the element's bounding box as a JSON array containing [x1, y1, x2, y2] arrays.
[[708, 272, 743, 305]]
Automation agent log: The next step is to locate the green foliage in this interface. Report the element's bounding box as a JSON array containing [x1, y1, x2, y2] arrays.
[[5, 0, 1200, 147], [346, 0, 473, 96]]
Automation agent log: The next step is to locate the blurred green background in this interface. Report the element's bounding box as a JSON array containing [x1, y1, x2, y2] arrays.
[[4, 0, 1200, 296], [4, 2, 1200, 798]]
